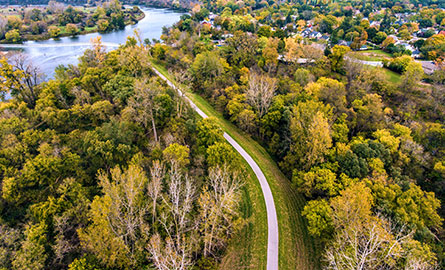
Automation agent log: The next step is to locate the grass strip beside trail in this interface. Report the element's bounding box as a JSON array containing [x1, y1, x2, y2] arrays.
[[150, 60, 321, 270]]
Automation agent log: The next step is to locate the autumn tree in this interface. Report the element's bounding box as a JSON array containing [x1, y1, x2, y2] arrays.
[[126, 79, 173, 143], [48, 26, 61, 38], [283, 100, 333, 171], [65, 24, 78, 36], [325, 183, 438, 269], [199, 166, 243, 257], [329, 45, 350, 74], [400, 61, 424, 93], [261, 37, 279, 72], [0, 54, 42, 107], [246, 72, 277, 118], [78, 165, 149, 268], [12, 223, 48, 270], [306, 77, 347, 115]]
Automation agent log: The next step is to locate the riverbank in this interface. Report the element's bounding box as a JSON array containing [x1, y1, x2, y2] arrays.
[[0, 7, 185, 78], [0, 3, 145, 44], [14, 10, 145, 42]]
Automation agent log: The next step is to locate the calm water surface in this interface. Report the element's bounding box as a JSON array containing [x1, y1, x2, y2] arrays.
[[0, 7, 185, 78]]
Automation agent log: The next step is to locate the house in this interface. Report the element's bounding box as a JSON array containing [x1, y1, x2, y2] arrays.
[[208, 13, 217, 21], [338, 40, 351, 46], [309, 31, 322, 39], [420, 61, 439, 75], [396, 42, 415, 52], [301, 27, 312, 37], [221, 33, 233, 39], [412, 50, 421, 58], [370, 21, 381, 27], [320, 35, 330, 41], [200, 19, 212, 27]]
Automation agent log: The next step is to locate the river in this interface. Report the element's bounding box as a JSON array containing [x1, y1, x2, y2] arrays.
[[0, 6, 185, 78]]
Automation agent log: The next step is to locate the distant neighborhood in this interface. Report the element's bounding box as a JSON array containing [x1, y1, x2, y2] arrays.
[[196, 5, 444, 75]]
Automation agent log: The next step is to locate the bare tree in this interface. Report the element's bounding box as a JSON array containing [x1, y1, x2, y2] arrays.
[[47, 1, 65, 14], [344, 57, 364, 90], [246, 72, 277, 118], [0, 16, 7, 38], [324, 216, 413, 270], [199, 166, 243, 257], [148, 165, 196, 270], [147, 233, 195, 270], [148, 160, 165, 224]]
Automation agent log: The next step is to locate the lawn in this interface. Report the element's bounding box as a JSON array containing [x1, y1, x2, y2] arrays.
[[383, 68, 402, 83], [352, 49, 393, 61], [150, 60, 321, 270], [365, 65, 402, 84]]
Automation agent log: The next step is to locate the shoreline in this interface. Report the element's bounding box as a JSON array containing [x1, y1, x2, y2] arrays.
[[0, 5, 146, 44]]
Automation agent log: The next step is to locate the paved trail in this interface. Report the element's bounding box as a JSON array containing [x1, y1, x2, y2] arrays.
[[151, 65, 279, 270]]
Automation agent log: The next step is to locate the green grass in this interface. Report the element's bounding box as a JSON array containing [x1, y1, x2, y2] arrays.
[[383, 68, 402, 83], [366, 65, 401, 84], [365, 49, 392, 57], [150, 60, 320, 270], [220, 163, 268, 269], [352, 49, 393, 61]]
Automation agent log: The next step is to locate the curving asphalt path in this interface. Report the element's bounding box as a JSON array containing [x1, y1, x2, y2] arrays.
[[150, 65, 279, 270]]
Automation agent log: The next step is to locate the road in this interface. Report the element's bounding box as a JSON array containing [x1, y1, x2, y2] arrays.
[[150, 65, 279, 270]]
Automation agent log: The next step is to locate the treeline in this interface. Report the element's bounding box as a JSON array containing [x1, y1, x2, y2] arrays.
[[0, 0, 143, 43], [0, 0, 195, 9], [0, 0, 87, 5], [0, 36, 246, 269], [153, 4, 445, 268]]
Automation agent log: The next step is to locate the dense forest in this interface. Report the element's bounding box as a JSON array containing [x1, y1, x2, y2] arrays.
[[0, 36, 247, 269], [151, 0, 444, 268], [0, 0, 444, 269]]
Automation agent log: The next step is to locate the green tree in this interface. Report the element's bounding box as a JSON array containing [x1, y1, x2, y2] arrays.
[[65, 23, 79, 36], [294, 68, 314, 87], [302, 199, 333, 239], [12, 223, 48, 270], [329, 45, 350, 74], [294, 167, 340, 198], [196, 117, 224, 148], [163, 143, 190, 167], [394, 183, 442, 231], [400, 61, 424, 92], [223, 31, 258, 68], [5, 29, 21, 43], [78, 165, 149, 268], [206, 142, 239, 168], [373, 31, 387, 44], [190, 51, 228, 95], [48, 26, 61, 38], [284, 101, 332, 171]]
